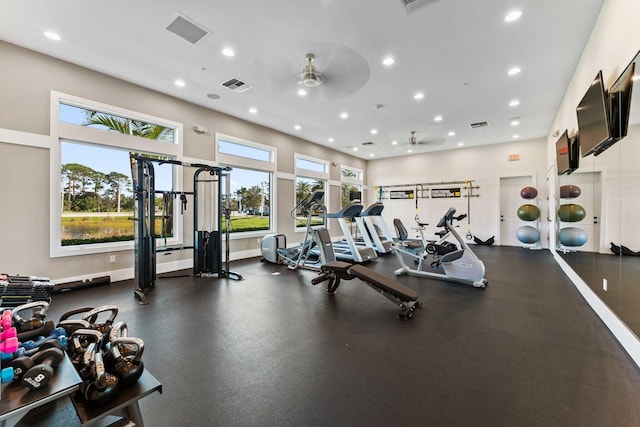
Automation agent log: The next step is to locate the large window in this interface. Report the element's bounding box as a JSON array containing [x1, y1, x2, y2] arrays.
[[50, 92, 182, 257], [295, 154, 328, 229], [340, 165, 363, 208], [216, 134, 275, 236]]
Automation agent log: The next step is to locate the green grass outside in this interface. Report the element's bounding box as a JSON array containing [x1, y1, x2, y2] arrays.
[[61, 214, 273, 245]]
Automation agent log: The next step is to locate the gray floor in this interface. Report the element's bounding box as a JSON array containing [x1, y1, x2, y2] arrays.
[[15, 246, 640, 426]]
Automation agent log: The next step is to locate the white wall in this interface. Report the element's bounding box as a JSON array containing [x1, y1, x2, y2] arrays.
[[367, 137, 547, 245]]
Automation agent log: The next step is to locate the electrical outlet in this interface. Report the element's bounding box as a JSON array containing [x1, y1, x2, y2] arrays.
[[603, 278, 608, 291], [109, 255, 116, 263]]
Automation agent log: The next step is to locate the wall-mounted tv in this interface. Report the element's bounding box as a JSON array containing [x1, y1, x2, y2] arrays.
[[609, 52, 637, 141], [577, 70, 613, 157], [556, 130, 578, 175]]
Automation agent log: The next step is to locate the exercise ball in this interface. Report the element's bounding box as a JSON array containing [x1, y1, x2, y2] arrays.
[[516, 226, 540, 244], [559, 184, 581, 199], [558, 227, 588, 247], [517, 204, 540, 221], [558, 204, 586, 222], [520, 186, 538, 199]]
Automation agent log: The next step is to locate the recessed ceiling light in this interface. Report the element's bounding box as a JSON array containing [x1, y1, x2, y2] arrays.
[[513, 134, 520, 139], [174, 79, 186, 88], [510, 120, 520, 126], [509, 99, 520, 107], [407, 149, 413, 153], [340, 112, 349, 119], [370, 129, 378, 135], [297, 88, 307, 96], [369, 153, 375, 157], [508, 67, 521, 76], [505, 10, 522, 22], [294, 124, 301, 130], [353, 147, 359, 151], [448, 131, 455, 136], [222, 48, 235, 57], [383, 57, 395, 66], [391, 140, 398, 145], [458, 142, 464, 146], [434, 115, 443, 122], [44, 31, 61, 41], [414, 92, 424, 100], [249, 107, 257, 114], [328, 138, 334, 143]]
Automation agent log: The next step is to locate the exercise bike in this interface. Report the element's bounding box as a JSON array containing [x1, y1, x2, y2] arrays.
[[393, 217, 458, 269], [392, 207, 488, 288]]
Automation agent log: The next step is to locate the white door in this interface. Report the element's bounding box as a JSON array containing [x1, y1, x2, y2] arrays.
[[558, 171, 601, 253], [499, 176, 534, 247]]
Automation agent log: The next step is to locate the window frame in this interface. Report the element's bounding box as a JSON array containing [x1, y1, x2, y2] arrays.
[[215, 133, 276, 239], [340, 164, 364, 208], [50, 91, 183, 258], [294, 153, 330, 232]]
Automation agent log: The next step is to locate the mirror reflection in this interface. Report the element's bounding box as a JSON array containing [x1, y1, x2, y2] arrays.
[[557, 50, 640, 336]]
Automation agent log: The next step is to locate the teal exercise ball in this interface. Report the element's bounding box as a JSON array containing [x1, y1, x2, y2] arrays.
[[517, 204, 540, 221], [516, 226, 540, 244], [559, 184, 581, 199], [558, 227, 588, 247], [520, 186, 538, 199], [558, 204, 586, 222]]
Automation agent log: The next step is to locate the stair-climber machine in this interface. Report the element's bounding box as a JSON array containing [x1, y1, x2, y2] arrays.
[[260, 190, 335, 271], [392, 207, 488, 288]]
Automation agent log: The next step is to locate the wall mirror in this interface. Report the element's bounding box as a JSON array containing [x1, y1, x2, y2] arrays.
[[557, 50, 640, 336]]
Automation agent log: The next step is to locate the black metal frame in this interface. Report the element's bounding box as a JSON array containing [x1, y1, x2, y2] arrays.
[[130, 155, 242, 305]]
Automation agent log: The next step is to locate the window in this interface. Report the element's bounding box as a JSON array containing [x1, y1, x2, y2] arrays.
[[216, 134, 275, 236], [340, 165, 364, 208], [295, 154, 329, 229], [50, 91, 182, 257]]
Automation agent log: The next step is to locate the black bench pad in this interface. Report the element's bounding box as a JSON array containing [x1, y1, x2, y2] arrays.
[[348, 264, 419, 301]]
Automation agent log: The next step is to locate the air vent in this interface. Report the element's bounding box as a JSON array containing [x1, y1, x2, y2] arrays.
[[401, 0, 441, 14], [361, 141, 375, 146], [166, 13, 211, 45], [222, 78, 253, 93], [469, 121, 489, 129]]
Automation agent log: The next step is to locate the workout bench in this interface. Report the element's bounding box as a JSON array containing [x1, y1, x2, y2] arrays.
[[311, 261, 422, 319]]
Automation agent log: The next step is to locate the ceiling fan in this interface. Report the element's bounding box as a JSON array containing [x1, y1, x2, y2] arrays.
[[249, 41, 370, 102], [299, 53, 325, 87], [401, 131, 446, 147]]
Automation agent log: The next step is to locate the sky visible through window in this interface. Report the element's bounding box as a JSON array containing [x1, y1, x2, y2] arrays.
[[59, 105, 259, 196]]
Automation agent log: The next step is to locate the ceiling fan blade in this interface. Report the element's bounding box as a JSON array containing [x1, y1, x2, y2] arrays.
[[248, 41, 370, 102]]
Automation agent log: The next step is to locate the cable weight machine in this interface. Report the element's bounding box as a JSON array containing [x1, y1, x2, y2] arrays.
[[130, 155, 242, 305]]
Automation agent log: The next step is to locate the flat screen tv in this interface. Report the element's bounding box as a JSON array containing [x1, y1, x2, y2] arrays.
[[609, 54, 636, 141], [556, 130, 578, 175], [577, 70, 613, 157]]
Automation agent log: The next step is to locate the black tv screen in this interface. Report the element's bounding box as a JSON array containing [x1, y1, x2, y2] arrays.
[[577, 71, 613, 157], [609, 55, 636, 141], [556, 130, 577, 175]]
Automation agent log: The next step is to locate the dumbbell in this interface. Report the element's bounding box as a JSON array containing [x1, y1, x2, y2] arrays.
[[0, 327, 17, 341], [12, 301, 50, 333], [109, 337, 144, 387], [20, 347, 65, 391], [16, 320, 55, 342], [0, 337, 19, 354], [1, 310, 12, 331], [8, 347, 65, 390], [2, 338, 65, 365], [20, 328, 67, 351]]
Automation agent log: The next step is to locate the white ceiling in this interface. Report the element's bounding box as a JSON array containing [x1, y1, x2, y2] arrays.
[[0, 0, 604, 159]]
